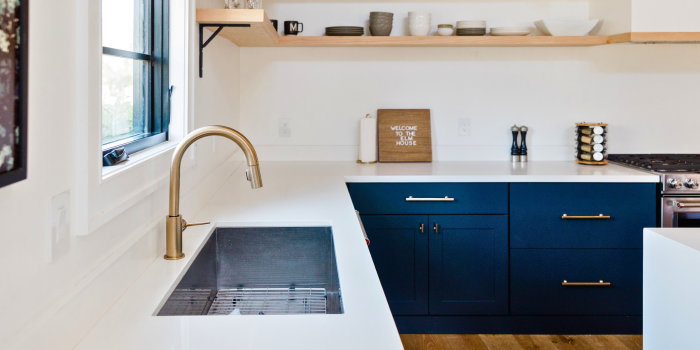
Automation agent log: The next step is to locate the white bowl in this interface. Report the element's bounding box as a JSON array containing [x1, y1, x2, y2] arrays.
[[457, 20, 486, 29], [437, 28, 454, 36], [408, 25, 431, 36], [408, 20, 431, 24], [408, 11, 430, 17], [534, 19, 601, 36]]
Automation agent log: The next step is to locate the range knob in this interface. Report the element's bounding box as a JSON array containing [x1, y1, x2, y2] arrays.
[[668, 178, 683, 189], [685, 179, 699, 189]]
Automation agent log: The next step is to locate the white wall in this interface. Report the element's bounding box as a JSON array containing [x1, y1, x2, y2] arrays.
[[0, 0, 242, 349], [238, 1, 700, 161]]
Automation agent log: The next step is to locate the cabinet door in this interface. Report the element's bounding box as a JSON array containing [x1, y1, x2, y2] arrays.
[[361, 215, 429, 315], [429, 215, 508, 315]]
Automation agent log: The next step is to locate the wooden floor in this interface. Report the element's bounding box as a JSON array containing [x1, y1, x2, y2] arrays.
[[400, 335, 643, 350]]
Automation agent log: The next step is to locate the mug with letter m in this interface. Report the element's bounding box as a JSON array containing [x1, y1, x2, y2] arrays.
[[284, 21, 304, 35]]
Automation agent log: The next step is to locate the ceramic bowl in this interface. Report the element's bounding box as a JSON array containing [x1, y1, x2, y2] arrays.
[[437, 28, 454, 36], [370, 25, 393, 36], [370, 11, 393, 16], [457, 20, 487, 29], [408, 24, 431, 36], [534, 19, 601, 36]]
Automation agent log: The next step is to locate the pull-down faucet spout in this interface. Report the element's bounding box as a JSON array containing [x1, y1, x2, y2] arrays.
[[164, 125, 263, 260]]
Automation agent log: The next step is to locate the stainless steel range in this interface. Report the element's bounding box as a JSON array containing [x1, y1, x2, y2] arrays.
[[609, 154, 700, 228]]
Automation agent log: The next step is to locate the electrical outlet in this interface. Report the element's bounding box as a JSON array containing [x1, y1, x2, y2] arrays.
[[46, 190, 70, 263], [458, 118, 471, 136], [279, 118, 291, 138]]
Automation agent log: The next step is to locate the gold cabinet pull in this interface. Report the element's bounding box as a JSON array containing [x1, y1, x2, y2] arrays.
[[420, 224, 425, 233], [406, 196, 455, 202], [677, 202, 700, 208], [434, 223, 439, 233], [561, 214, 610, 219], [562, 280, 611, 286]]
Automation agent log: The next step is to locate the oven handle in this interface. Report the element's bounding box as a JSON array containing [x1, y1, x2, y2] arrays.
[[677, 202, 700, 208]]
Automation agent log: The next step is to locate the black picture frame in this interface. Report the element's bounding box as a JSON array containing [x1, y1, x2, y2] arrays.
[[0, 0, 28, 188]]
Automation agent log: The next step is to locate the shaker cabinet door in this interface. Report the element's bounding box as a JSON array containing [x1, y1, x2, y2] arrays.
[[429, 215, 509, 315], [361, 215, 429, 315]]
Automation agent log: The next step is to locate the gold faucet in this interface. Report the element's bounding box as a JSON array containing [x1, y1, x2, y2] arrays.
[[164, 126, 263, 260]]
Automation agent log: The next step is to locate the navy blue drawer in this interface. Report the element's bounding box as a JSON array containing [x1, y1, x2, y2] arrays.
[[347, 183, 507, 215], [511, 249, 642, 316], [510, 183, 657, 249]]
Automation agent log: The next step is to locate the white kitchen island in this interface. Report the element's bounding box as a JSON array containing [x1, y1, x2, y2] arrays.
[[73, 162, 657, 350], [643, 228, 700, 350]]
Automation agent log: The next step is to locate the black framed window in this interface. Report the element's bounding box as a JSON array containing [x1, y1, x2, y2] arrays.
[[101, 0, 169, 158]]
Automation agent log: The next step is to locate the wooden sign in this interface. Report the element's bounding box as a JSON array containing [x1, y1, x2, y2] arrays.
[[377, 109, 432, 163]]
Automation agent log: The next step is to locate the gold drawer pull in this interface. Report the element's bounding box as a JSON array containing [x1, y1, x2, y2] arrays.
[[406, 196, 455, 202], [562, 214, 610, 219], [562, 280, 611, 286], [677, 202, 700, 208]]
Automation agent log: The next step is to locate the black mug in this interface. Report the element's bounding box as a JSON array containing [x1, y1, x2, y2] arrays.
[[270, 19, 278, 32], [284, 21, 303, 35]]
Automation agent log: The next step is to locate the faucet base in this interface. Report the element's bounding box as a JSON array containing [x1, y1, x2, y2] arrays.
[[164, 253, 185, 260]]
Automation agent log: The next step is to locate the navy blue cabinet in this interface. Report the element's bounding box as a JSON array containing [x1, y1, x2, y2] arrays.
[[348, 182, 655, 334], [429, 215, 508, 315], [347, 183, 507, 215], [511, 249, 642, 316], [510, 183, 657, 249], [361, 215, 429, 315]]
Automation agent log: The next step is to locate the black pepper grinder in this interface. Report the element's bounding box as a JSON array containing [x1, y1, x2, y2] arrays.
[[519, 126, 528, 162], [511, 125, 520, 163]]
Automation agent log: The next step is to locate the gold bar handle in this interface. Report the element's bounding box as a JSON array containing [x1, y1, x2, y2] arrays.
[[420, 224, 425, 233], [677, 203, 700, 208], [406, 196, 455, 202], [562, 280, 611, 286], [562, 214, 610, 219]]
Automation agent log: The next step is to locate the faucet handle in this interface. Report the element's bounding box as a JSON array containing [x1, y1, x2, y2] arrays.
[[181, 218, 211, 231]]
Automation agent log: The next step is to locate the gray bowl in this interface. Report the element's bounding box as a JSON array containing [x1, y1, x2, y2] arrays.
[[369, 25, 393, 36]]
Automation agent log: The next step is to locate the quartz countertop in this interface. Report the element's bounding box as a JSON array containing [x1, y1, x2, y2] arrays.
[[74, 161, 658, 350], [643, 228, 700, 350]]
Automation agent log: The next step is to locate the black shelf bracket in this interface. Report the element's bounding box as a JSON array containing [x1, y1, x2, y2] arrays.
[[199, 24, 251, 78]]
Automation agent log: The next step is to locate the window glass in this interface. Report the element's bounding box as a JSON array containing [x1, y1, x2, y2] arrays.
[[101, 55, 149, 144], [101, 0, 149, 54]]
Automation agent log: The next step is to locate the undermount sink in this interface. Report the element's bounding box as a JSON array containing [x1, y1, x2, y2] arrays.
[[157, 226, 343, 316]]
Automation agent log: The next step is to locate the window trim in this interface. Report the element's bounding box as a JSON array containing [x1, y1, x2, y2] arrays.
[[101, 0, 170, 159]]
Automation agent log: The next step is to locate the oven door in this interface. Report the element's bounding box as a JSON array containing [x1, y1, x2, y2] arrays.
[[663, 197, 700, 228]]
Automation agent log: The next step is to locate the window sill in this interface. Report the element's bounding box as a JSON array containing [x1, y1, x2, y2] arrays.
[[102, 140, 178, 182]]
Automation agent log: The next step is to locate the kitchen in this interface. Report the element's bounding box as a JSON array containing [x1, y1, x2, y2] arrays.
[[1, 0, 699, 349]]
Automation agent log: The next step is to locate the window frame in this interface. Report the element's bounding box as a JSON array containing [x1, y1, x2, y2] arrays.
[[101, 0, 169, 158]]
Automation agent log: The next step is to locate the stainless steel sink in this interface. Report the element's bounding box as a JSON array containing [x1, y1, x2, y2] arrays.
[[157, 226, 343, 316]]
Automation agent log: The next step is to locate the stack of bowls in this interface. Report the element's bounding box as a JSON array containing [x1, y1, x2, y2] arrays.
[[456, 21, 487, 36], [370, 12, 393, 36], [325, 26, 365, 36], [408, 11, 431, 36]]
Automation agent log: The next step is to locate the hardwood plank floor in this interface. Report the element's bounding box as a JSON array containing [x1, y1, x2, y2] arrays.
[[400, 335, 643, 350]]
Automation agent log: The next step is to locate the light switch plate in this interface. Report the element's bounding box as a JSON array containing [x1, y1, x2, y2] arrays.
[[46, 190, 70, 263], [458, 118, 471, 136], [279, 118, 291, 138]]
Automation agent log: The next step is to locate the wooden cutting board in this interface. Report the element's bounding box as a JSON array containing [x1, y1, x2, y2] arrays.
[[377, 109, 432, 163]]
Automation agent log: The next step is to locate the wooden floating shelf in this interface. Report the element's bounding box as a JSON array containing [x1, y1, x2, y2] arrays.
[[276, 35, 610, 47], [197, 9, 700, 48]]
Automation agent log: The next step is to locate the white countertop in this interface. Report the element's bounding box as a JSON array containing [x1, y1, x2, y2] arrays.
[[75, 161, 658, 350], [343, 161, 659, 183], [643, 228, 700, 350]]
